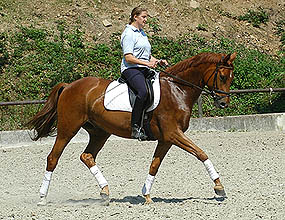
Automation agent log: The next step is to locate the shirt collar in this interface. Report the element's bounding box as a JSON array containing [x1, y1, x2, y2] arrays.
[[126, 24, 141, 32]]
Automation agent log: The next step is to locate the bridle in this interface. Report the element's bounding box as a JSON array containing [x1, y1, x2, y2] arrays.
[[204, 62, 234, 101], [159, 61, 233, 102]]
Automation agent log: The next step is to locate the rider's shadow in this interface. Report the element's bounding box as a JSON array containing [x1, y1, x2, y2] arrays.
[[110, 195, 226, 205]]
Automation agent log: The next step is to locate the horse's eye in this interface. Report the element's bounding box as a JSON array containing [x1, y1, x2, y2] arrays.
[[220, 74, 227, 82]]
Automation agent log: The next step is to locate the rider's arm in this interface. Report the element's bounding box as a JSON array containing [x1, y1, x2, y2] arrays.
[[124, 53, 157, 68]]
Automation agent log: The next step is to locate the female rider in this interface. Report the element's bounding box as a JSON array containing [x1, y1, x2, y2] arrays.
[[121, 6, 168, 140]]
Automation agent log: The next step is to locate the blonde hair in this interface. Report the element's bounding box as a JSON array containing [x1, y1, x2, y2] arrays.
[[129, 7, 148, 24]]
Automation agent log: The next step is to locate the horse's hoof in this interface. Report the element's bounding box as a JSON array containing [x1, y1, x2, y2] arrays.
[[214, 185, 226, 197], [100, 192, 110, 206], [37, 197, 47, 206], [143, 195, 153, 205], [144, 199, 153, 205]]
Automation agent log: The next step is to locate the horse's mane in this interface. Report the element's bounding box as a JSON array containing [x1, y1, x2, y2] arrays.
[[166, 52, 224, 74]]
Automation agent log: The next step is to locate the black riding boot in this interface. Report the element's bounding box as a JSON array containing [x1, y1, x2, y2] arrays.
[[131, 97, 148, 141]]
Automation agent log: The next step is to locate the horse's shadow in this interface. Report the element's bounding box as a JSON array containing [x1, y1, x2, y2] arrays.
[[111, 195, 226, 205], [64, 195, 226, 206], [64, 198, 103, 206]]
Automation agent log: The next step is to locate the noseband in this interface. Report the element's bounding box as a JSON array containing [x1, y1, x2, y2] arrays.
[[159, 61, 233, 101]]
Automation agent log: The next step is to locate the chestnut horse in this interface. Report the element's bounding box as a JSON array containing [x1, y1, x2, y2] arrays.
[[28, 52, 237, 206]]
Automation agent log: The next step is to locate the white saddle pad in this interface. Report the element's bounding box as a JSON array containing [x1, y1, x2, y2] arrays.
[[104, 72, 161, 112]]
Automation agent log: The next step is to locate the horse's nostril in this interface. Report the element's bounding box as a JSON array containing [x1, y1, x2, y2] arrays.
[[220, 102, 228, 109]]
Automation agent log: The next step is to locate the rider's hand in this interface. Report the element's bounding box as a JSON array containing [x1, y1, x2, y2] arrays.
[[158, 59, 169, 67], [147, 60, 158, 68]]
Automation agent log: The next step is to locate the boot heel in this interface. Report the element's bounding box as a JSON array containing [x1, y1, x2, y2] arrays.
[[131, 124, 148, 141]]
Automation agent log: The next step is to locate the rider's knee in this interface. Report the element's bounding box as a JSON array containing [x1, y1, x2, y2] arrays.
[[137, 90, 148, 101]]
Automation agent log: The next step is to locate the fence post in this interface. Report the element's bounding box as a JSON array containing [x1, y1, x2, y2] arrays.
[[198, 94, 203, 118]]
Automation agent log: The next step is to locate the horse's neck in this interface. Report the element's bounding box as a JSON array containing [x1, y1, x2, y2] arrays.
[[174, 65, 209, 106], [177, 66, 205, 90]]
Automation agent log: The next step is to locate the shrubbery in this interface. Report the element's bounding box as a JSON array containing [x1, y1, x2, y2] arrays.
[[238, 7, 269, 28], [0, 25, 284, 130]]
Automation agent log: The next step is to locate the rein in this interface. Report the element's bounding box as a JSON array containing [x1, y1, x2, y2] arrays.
[[159, 62, 233, 101]]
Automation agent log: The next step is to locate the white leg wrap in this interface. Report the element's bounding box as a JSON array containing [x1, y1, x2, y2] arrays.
[[204, 159, 219, 181], [39, 171, 53, 197], [90, 165, 108, 189], [142, 174, 155, 195]]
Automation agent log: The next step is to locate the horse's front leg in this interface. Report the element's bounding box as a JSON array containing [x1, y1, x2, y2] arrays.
[[142, 141, 172, 204], [172, 129, 226, 197]]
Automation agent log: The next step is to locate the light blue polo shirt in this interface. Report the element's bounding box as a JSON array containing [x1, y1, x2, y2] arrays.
[[120, 24, 151, 73]]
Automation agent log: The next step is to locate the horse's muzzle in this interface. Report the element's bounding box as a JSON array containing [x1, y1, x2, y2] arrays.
[[214, 96, 229, 109]]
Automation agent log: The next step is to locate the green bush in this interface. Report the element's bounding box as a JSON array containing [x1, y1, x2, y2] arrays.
[[0, 25, 284, 130], [238, 7, 269, 28], [147, 17, 162, 33], [0, 25, 121, 101], [274, 20, 285, 51]]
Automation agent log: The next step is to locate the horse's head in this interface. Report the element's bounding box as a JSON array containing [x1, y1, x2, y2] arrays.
[[204, 52, 237, 109]]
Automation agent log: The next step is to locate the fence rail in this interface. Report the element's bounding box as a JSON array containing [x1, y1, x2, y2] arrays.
[[1, 88, 285, 117], [0, 100, 46, 106], [229, 88, 285, 94], [196, 87, 285, 117]]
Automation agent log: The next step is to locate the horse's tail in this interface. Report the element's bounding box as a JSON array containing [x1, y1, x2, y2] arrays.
[[26, 83, 67, 141]]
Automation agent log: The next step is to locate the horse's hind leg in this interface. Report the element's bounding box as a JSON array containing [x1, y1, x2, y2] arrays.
[[80, 124, 111, 204], [38, 114, 84, 206]]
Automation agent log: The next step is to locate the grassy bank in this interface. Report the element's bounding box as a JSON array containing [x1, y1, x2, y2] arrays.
[[0, 25, 284, 130]]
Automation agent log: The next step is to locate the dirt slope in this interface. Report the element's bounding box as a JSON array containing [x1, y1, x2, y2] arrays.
[[0, 0, 284, 55]]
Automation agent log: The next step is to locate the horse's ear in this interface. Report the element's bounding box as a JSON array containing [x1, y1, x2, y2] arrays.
[[228, 52, 237, 64], [222, 52, 237, 65], [222, 54, 231, 64]]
